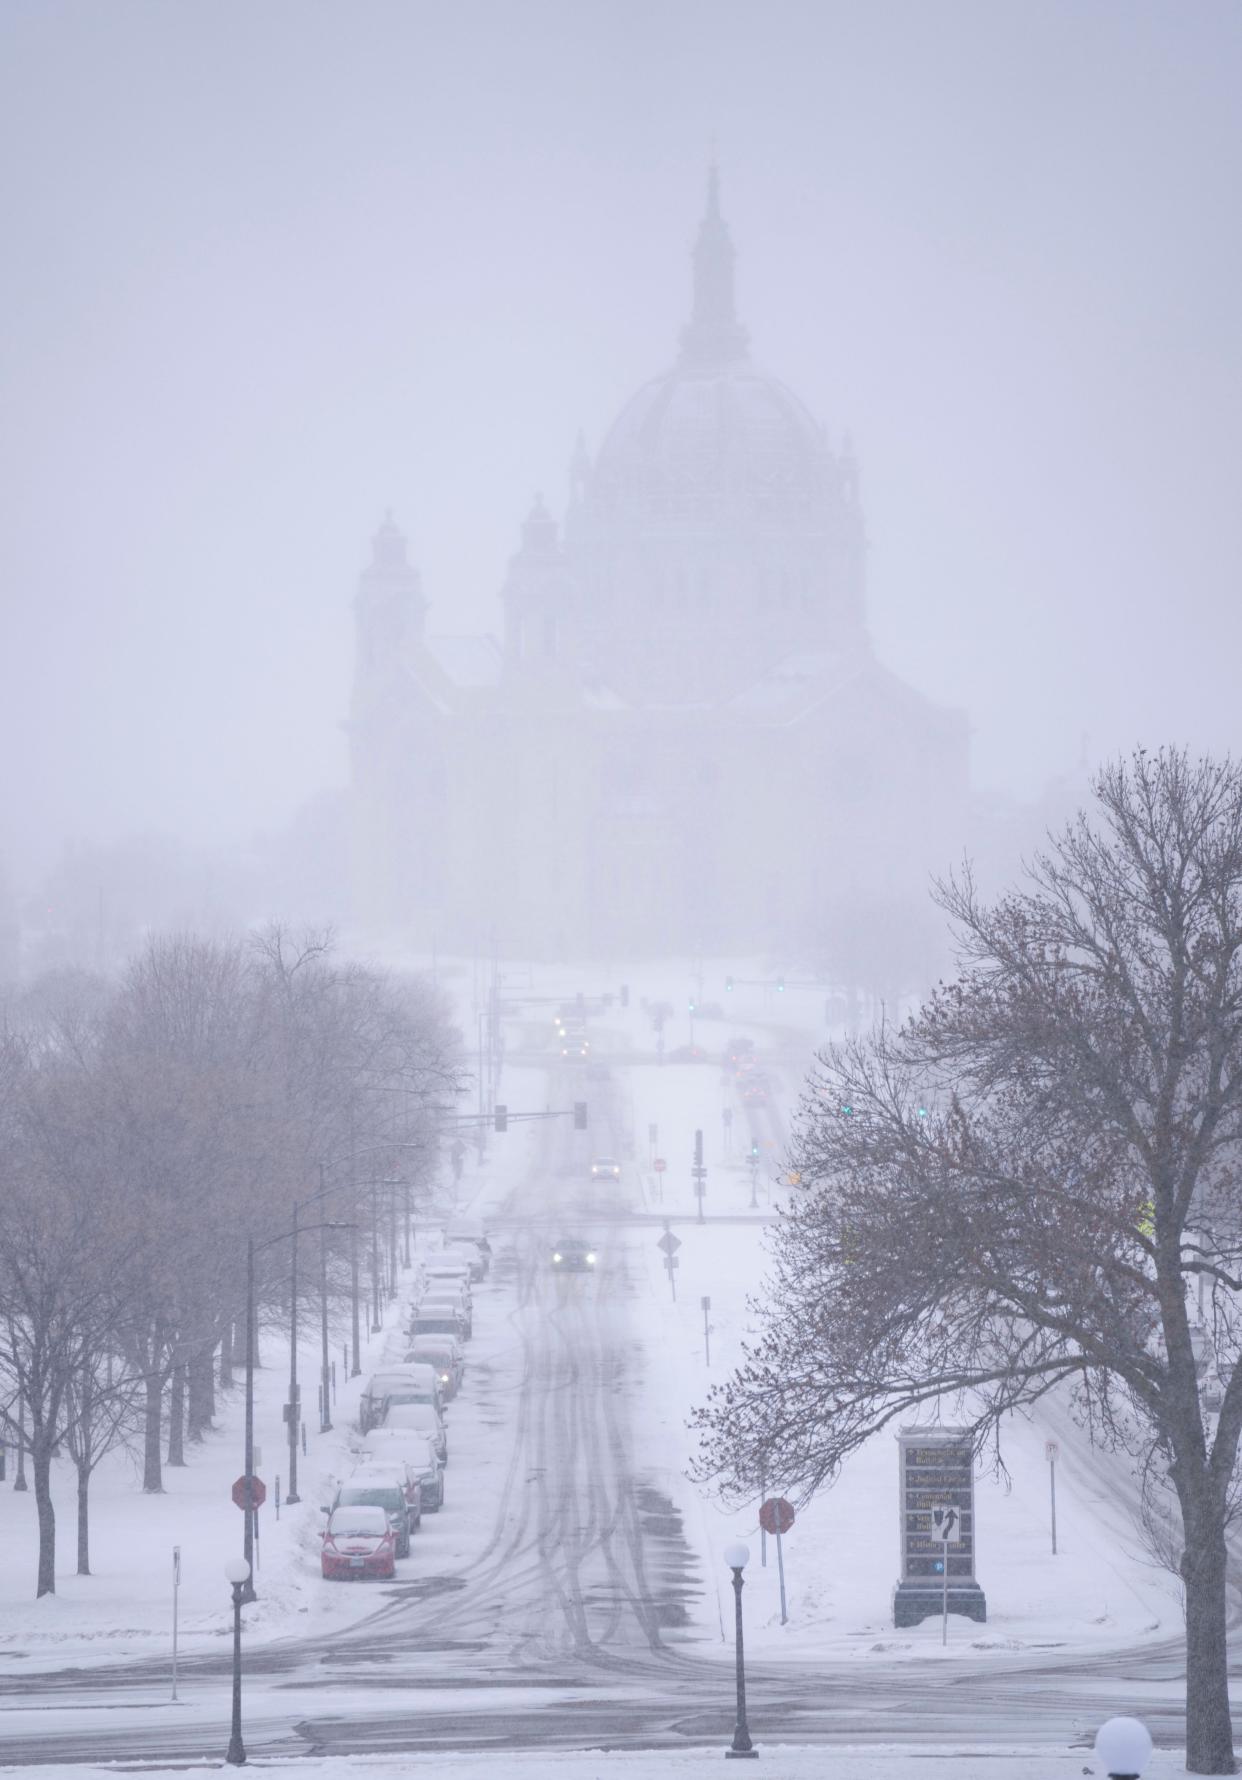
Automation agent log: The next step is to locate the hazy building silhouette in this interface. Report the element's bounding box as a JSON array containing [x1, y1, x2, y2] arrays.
[[349, 172, 969, 959]]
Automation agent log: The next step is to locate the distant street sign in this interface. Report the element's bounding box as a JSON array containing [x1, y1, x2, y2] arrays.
[[1044, 1440, 1060, 1463], [663, 1255, 679, 1271], [653, 1158, 667, 1174], [930, 1504, 959, 1543], [759, 1497, 795, 1535], [658, 1230, 682, 1256], [233, 1474, 266, 1512], [700, 1295, 711, 1311]]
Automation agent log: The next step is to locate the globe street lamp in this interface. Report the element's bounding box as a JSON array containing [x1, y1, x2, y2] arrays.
[[724, 1541, 757, 1759], [1094, 1717, 1153, 1779], [224, 1556, 251, 1766]]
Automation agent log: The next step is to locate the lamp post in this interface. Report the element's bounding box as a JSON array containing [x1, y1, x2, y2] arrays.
[[724, 1541, 757, 1759], [1093, 1717, 1152, 1779], [243, 1213, 353, 1586], [224, 1556, 251, 1765]]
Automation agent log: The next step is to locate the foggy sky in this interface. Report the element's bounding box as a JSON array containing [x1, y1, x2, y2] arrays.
[[2, 0, 1240, 884]]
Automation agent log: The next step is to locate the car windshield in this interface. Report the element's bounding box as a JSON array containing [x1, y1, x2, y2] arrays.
[[412, 1317, 458, 1333], [337, 1486, 402, 1508], [409, 1346, 456, 1368], [328, 1507, 387, 1537], [387, 1404, 437, 1427], [592, 1158, 617, 1167], [364, 1432, 435, 1466]]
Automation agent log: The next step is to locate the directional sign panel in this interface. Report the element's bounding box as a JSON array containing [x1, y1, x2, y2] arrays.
[[658, 1231, 682, 1256]]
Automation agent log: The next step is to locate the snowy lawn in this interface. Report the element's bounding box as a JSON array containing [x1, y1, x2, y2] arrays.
[[0, 1741, 1187, 1779]]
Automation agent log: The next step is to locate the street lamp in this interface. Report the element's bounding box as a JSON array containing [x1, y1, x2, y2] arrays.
[[723, 1541, 757, 1759], [224, 1556, 251, 1766], [1094, 1717, 1152, 1779]]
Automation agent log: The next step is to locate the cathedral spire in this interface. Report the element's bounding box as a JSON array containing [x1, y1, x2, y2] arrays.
[[679, 163, 750, 367]]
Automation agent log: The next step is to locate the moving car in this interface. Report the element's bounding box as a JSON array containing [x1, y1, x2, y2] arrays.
[[385, 1398, 448, 1465], [551, 1236, 597, 1272], [330, 1473, 413, 1557], [320, 1504, 395, 1580], [361, 1428, 446, 1510], [406, 1335, 465, 1400], [589, 1157, 621, 1182]]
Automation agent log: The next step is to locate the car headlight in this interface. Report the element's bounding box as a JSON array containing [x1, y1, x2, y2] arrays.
[[587, 1253, 597, 1264], [553, 1252, 562, 1262]]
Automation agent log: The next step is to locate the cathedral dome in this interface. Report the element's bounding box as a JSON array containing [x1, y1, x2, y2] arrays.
[[587, 169, 838, 521], [592, 359, 831, 517]]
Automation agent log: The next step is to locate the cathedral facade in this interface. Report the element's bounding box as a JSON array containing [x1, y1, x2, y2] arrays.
[[348, 175, 969, 961]]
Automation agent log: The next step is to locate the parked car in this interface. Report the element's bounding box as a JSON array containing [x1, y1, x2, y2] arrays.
[[320, 1504, 396, 1580], [362, 1363, 442, 1420], [330, 1473, 413, 1557], [551, 1236, 597, 1272], [385, 1398, 448, 1465], [409, 1308, 468, 1343], [349, 1453, 423, 1525], [446, 1222, 492, 1260], [406, 1335, 465, 1400], [589, 1157, 621, 1182], [361, 1428, 445, 1510], [445, 1239, 487, 1281], [421, 1292, 472, 1339], [425, 1257, 474, 1292]]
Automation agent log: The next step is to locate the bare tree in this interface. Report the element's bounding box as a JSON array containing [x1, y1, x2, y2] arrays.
[[62, 1347, 142, 1575], [694, 751, 1242, 1776]]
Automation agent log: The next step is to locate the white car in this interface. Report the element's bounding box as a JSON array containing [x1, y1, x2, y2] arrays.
[[360, 1428, 445, 1511], [385, 1399, 448, 1465]]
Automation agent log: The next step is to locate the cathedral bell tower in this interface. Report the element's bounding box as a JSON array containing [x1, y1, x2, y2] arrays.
[[501, 495, 572, 683]]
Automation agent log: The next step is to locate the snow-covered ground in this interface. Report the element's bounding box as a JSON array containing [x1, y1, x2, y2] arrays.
[[0, 1071, 537, 1671], [0, 955, 1192, 1768], [517, 959, 1183, 1666], [0, 1743, 1186, 1780]]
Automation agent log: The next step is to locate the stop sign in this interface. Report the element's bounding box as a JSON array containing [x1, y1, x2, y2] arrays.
[[759, 1496, 795, 1535], [232, 1474, 266, 1511], [653, 1158, 666, 1173]]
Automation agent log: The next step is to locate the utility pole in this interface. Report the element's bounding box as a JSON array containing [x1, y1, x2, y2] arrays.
[[693, 1128, 706, 1224]]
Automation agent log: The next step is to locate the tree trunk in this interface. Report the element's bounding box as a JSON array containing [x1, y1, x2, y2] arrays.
[[76, 1463, 90, 1576], [219, 1321, 234, 1391], [1181, 1495, 1237, 1773], [142, 1371, 163, 1493], [167, 1363, 186, 1466], [187, 1343, 215, 1441], [32, 1443, 56, 1598]]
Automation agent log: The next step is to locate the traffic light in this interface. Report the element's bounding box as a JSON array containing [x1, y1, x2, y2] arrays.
[[841, 1103, 853, 1118], [750, 1140, 760, 1159], [694, 1128, 704, 1167], [689, 996, 697, 1013], [573, 1101, 588, 1130], [725, 976, 734, 993], [494, 1105, 508, 1132], [776, 975, 785, 993], [620, 984, 629, 1008]]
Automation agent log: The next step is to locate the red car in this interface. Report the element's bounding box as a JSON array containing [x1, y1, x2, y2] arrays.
[[320, 1504, 395, 1580]]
